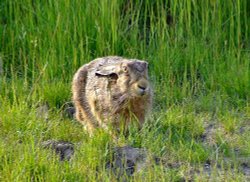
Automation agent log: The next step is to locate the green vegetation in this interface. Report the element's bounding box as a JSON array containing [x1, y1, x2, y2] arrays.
[[0, 0, 249, 181]]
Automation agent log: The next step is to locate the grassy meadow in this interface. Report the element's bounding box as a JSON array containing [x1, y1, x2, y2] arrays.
[[0, 0, 250, 181]]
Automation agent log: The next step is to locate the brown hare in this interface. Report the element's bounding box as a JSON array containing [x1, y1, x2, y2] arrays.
[[72, 56, 152, 135]]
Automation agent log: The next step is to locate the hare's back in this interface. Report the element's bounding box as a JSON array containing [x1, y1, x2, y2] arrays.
[[87, 56, 127, 69]]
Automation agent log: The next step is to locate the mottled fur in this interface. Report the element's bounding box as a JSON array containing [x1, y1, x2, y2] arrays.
[[72, 56, 152, 134]]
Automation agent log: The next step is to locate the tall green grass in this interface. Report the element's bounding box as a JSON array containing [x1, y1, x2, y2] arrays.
[[1, 0, 249, 107], [0, 0, 250, 181]]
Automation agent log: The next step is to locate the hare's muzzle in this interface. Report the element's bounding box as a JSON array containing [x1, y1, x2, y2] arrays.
[[138, 85, 147, 96], [135, 80, 150, 96]]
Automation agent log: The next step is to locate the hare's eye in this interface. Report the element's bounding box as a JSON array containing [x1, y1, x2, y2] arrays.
[[122, 65, 128, 73]]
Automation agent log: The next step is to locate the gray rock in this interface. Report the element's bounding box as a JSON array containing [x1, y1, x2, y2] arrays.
[[64, 107, 75, 119], [106, 145, 152, 178], [41, 140, 74, 161], [61, 102, 75, 119], [241, 162, 250, 176]]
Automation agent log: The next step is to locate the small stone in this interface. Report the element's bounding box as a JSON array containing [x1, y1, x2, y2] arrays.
[[106, 145, 152, 178], [41, 140, 74, 161], [204, 162, 210, 170], [61, 102, 75, 119], [241, 162, 250, 176], [64, 107, 76, 119]]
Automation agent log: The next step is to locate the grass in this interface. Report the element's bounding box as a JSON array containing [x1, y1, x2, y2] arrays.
[[0, 0, 250, 181]]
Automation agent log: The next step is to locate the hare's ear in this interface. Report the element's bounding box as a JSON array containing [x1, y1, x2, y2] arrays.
[[128, 61, 148, 72], [95, 64, 119, 79]]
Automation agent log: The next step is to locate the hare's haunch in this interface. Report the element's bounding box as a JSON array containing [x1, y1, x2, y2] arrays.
[[72, 56, 152, 134]]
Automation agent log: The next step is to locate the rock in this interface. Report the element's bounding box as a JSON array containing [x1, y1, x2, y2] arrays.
[[241, 162, 250, 177], [238, 122, 250, 134], [41, 140, 74, 161], [64, 107, 75, 119], [61, 102, 75, 119], [200, 122, 226, 147], [106, 145, 152, 178]]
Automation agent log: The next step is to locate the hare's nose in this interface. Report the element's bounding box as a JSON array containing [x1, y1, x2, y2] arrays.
[[137, 84, 148, 96]]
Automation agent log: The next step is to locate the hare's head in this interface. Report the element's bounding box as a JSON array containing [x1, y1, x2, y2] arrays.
[[96, 60, 151, 98]]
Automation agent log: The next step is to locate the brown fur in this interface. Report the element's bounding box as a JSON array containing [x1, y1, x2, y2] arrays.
[[72, 56, 152, 134]]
